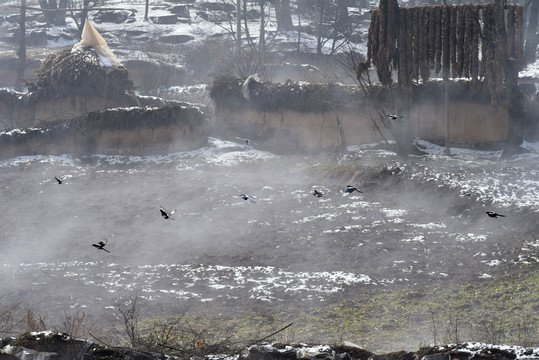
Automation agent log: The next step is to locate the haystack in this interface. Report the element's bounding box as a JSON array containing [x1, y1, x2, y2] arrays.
[[29, 21, 135, 103]]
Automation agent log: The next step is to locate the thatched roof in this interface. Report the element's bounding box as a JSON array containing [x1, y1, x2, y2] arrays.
[[208, 76, 494, 113], [28, 47, 135, 102], [208, 75, 364, 113]]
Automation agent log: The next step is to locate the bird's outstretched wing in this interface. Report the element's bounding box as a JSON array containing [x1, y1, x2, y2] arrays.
[[160, 206, 176, 220], [344, 186, 363, 195], [160, 207, 168, 217], [91, 243, 110, 253]]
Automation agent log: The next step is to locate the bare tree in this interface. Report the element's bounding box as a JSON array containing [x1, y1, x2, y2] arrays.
[[274, 0, 293, 30], [524, 0, 539, 63], [258, 0, 268, 55], [0, 301, 24, 337], [15, 0, 26, 92], [236, 0, 241, 56], [38, 0, 68, 25], [310, 0, 355, 57], [119, 296, 141, 348], [39, 0, 56, 24]]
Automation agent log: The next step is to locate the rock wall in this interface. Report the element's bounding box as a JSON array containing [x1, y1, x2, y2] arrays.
[[0, 333, 532, 360], [0, 105, 207, 159]]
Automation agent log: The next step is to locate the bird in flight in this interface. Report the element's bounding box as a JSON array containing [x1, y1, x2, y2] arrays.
[[344, 185, 363, 194], [54, 176, 67, 184], [236, 137, 257, 145], [160, 206, 176, 220], [312, 189, 324, 197], [486, 211, 506, 218], [387, 114, 403, 120], [239, 194, 256, 203], [92, 239, 110, 253]]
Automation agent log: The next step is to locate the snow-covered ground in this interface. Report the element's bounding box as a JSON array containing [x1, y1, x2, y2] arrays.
[[1, 138, 537, 321]]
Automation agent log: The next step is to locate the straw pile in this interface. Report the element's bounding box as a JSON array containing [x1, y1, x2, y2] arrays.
[[360, 2, 525, 102], [29, 47, 135, 102]]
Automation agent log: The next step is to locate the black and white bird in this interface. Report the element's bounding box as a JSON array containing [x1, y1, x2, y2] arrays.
[[160, 206, 176, 220], [92, 239, 110, 253], [239, 193, 256, 203], [236, 137, 257, 145], [344, 185, 363, 194], [312, 189, 324, 197], [54, 176, 67, 184], [486, 211, 506, 218], [387, 114, 403, 120]]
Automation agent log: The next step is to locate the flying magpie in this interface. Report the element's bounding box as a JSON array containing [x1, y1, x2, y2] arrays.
[[92, 239, 110, 253], [160, 206, 176, 220]]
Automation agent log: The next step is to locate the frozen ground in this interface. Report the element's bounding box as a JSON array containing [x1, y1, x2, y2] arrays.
[[1, 138, 537, 333]]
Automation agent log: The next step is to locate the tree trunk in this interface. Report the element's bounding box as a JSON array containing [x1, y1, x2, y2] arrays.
[[15, 0, 26, 93], [55, 0, 67, 26], [39, 0, 55, 25], [236, 0, 241, 57], [524, 0, 539, 63], [49, 0, 57, 24], [336, 0, 350, 35], [243, 0, 253, 49], [80, 0, 90, 37], [258, 1, 266, 55], [315, 0, 325, 56], [145, 0, 149, 20], [275, 0, 293, 31]]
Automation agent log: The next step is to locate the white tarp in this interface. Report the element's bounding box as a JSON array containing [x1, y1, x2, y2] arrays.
[[72, 19, 122, 67]]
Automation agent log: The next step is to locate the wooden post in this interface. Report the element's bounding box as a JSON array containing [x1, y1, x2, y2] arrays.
[[443, 1, 450, 156], [444, 77, 450, 155], [15, 0, 26, 92]]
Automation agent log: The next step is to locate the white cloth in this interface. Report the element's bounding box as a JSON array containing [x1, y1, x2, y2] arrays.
[[73, 20, 122, 67]]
